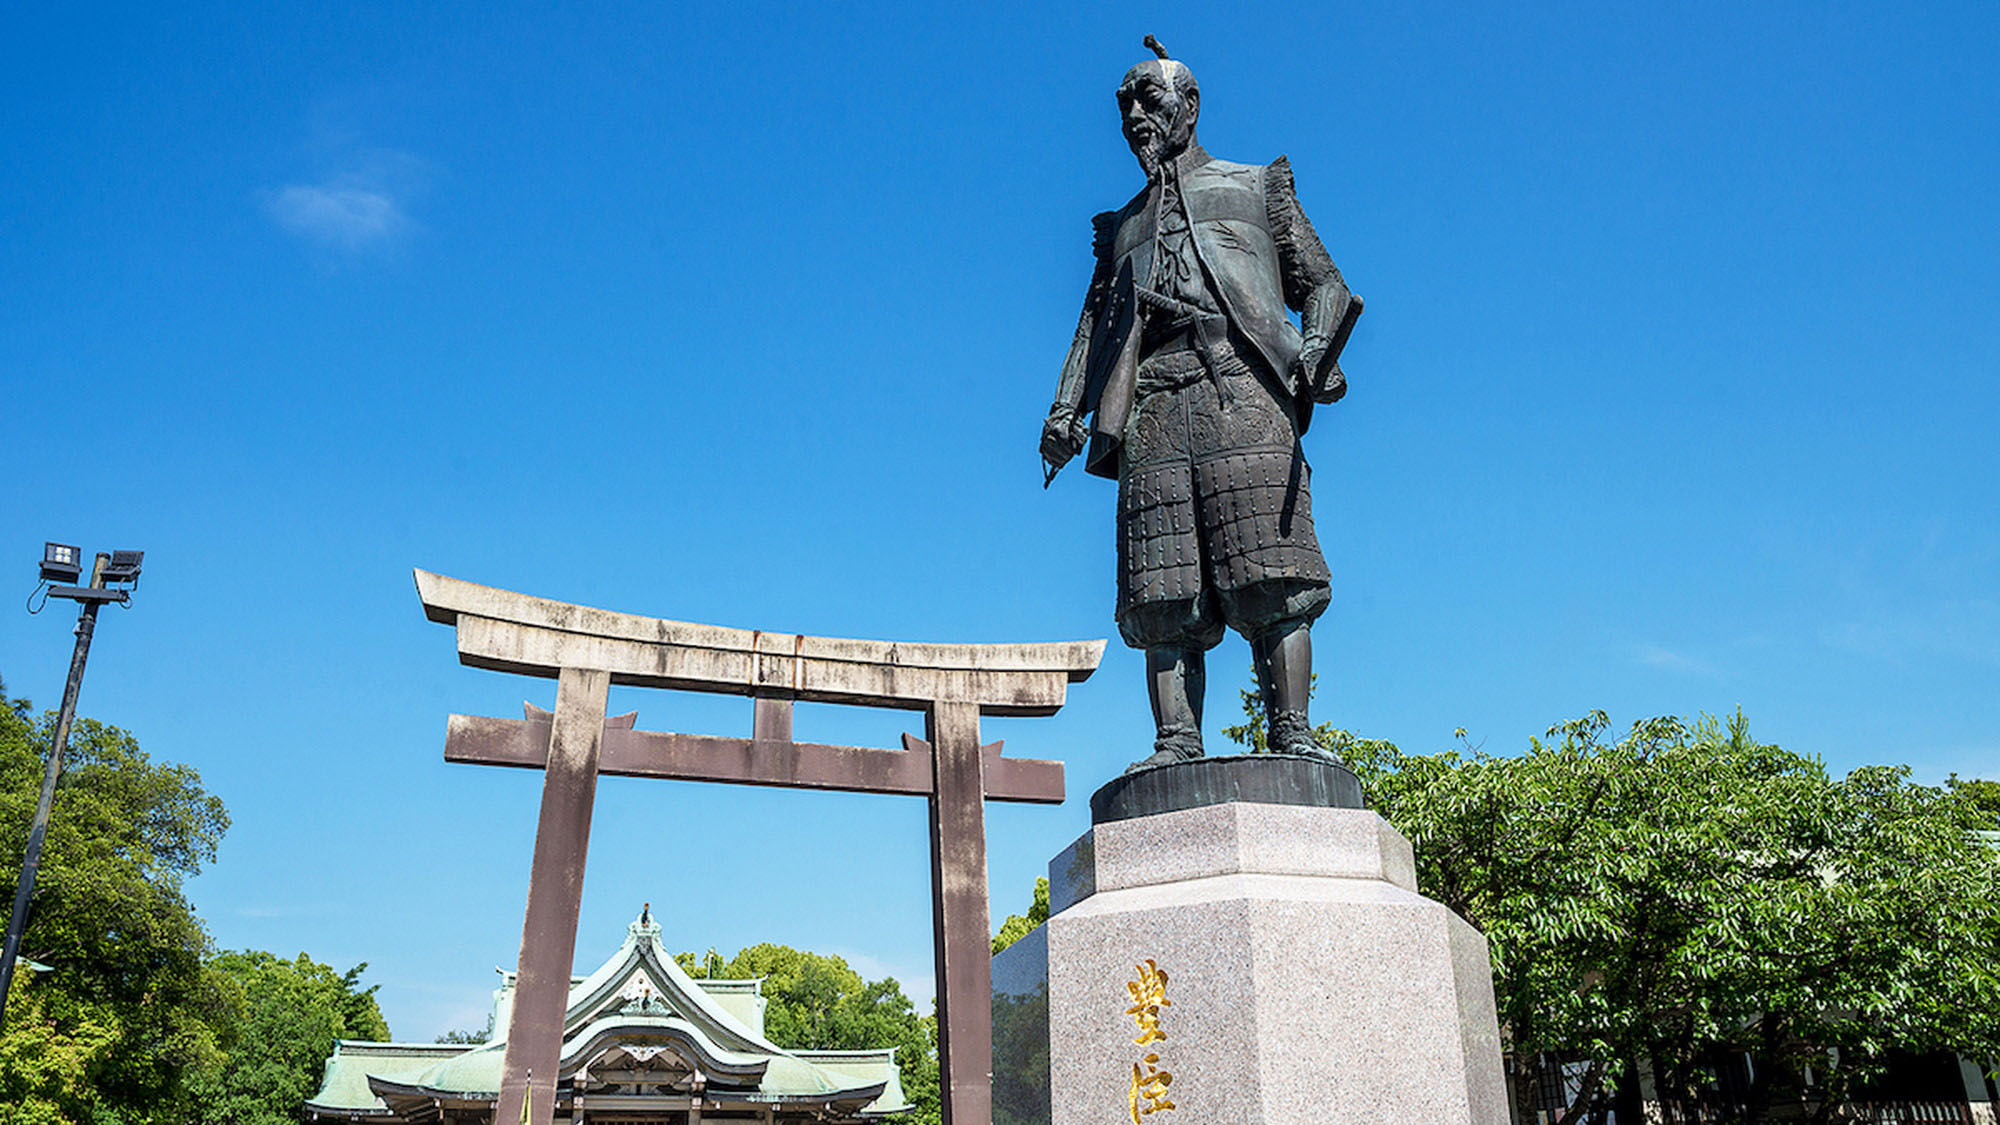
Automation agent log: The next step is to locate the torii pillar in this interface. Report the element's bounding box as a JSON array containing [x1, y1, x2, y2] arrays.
[[415, 570, 1103, 1125]]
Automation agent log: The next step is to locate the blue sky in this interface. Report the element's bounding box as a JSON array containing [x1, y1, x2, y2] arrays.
[[3, 2, 1995, 1040]]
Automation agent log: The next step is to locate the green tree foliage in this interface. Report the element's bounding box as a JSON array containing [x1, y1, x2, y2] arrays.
[[0, 682, 232, 1123], [1227, 698, 2000, 1122], [189, 952, 389, 1125], [991, 877, 1049, 954], [2, 680, 391, 1124], [0, 984, 119, 1125], [1943, 773, 2000, 831], [677, 943, 940, 1125]]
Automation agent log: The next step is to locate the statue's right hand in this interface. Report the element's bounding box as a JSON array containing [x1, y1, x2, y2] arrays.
[[1041, 406, 1085, 468]]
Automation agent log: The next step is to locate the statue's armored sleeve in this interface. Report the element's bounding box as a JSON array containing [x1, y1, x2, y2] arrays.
[[1267, 156, 1355, 401], [1265, 156, 1342, 309], [1050, 210, 1120, 424]]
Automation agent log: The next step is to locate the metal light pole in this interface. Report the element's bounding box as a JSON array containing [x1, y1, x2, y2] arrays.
[[0, 544, 143, 1022]]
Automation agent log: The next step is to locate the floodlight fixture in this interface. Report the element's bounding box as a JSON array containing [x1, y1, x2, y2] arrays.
[[101, 550, 144, 586], [39, 543, 82, 586]]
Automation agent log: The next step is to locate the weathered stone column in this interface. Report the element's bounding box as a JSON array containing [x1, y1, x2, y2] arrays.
[[495, 667, 609, 1125], [930, 700, 993, 1125]]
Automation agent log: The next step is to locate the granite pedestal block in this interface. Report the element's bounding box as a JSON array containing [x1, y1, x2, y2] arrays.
[[999, 799, 1508, 1125]]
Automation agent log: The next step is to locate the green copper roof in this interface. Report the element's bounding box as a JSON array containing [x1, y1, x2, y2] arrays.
[[695, 977, 768, 1032], [308, 912, 908, 1119], [309, 1043, 467, 1117]]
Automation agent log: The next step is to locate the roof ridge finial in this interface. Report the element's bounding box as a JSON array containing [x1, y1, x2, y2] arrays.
[[1143, 34, 1171, 60], [629, 903, 660, 941]]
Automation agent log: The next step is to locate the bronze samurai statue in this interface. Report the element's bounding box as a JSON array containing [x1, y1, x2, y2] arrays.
[[1042, 36, 1362, 772]]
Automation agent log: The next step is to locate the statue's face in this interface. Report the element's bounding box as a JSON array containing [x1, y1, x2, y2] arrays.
[[1117, 63, 1196, 181]]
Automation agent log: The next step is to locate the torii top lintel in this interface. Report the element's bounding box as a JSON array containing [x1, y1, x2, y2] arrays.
[[414, 569, 1106, 716]]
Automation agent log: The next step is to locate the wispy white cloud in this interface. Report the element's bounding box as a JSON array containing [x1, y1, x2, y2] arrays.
[[265, 181, 408, 250], [262, 146, 430, 253], [1634, 643, 1721, 677]]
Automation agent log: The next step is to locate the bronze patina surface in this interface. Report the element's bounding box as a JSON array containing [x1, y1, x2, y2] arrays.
[[1042, 37, 1363, 773]]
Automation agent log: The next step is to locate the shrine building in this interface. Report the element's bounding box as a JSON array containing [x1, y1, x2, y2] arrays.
[[307, 908, 910, 1124]]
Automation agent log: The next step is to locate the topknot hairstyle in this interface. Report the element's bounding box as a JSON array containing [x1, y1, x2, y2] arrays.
[[1127, 33, 1198, 103]]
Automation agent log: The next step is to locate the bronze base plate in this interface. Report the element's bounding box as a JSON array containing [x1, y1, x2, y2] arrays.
[[1090, 752, 1365, 824]]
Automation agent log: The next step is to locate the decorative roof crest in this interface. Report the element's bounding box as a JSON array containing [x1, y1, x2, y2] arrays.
[[628, 901, 661, 941]]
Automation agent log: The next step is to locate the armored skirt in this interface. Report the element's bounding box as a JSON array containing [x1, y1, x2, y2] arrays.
[[1115, 346, 1332, 652]]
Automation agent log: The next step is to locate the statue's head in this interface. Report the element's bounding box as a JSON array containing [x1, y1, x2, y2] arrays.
[[1118, 36, 1199, 182]]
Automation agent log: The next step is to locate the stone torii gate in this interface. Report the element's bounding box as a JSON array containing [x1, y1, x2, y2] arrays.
[[414, 570, 1103, 1125]]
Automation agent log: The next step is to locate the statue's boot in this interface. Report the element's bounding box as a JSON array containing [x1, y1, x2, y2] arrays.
[[1128, 646, 1206, 773], [1253, 623, 1336, 761]]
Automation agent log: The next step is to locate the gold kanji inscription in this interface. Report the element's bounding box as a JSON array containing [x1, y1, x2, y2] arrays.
[[1123, 959, 1175, 1122], [1124, 959, 1171, 1046], [1128, 1054, 1175, 1122]]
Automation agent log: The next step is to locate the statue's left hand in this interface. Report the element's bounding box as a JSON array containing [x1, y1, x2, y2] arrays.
[[1041, 405, 1086, 468], [1294, 338, 1348, 404], [1292, 341, 1327, 390]]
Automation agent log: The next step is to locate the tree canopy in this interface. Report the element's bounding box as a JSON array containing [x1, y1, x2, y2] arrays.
[[676, 943, 940, 1125], [1229, 692, 2000, 1123], [191, 951, 389, 1125], [1944, 773, 2000, 831], [1, 682, 230, 1123], [1, 681, 388, 1125]]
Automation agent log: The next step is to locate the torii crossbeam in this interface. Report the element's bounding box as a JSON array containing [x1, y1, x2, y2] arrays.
[[415, 570, 1103, 1125]]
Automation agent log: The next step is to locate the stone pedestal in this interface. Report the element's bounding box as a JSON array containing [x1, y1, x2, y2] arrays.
[[996, 793, 1508, 1125]]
